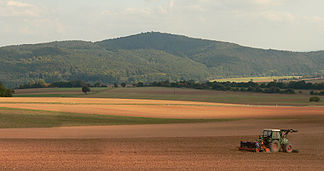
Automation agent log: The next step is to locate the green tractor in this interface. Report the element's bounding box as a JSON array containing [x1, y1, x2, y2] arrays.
[[240, 129, 298, 153]]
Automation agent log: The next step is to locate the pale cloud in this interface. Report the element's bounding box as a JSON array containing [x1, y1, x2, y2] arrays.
[[169, 0, 174, 8], [7, 0, 33, 8], [311, 16, 324, 24], [0, 0, 41, 17], [184, 4, 206, 12], [124, 8, 152, 15], [158, 6, 168, 14], [1, 0, 324, 51], [260, 11, 296, 23], [251, 0, 285, 6], [0, 0, 66, 45], [101, 0, 175, 16], [101, 8, 152, 16]]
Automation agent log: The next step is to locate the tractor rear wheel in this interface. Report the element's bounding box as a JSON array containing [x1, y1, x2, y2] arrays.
[[270, 140, 280, 153], [284, 143, 293, 153]]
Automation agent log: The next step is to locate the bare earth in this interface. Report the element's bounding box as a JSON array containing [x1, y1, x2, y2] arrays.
[[0, 119, 323, 170], [0, 98, 323, 170]]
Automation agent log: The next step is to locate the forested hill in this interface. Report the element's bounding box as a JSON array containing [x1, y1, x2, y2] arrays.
[[1, 32, 324, 87]]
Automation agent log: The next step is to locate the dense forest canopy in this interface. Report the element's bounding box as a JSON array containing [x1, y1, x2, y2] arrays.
[[1, 32, 324, 88], [142, 80, 324, 95]]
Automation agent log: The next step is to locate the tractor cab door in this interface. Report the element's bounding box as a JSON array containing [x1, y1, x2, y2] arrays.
[[262, 130, 272, 145], [272, 131, 280, 140]]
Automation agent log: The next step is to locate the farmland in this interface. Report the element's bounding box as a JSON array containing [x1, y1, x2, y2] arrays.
[[0, 107, 227, 129], [14, 87, 109, 97], [14, 87, 324, 106], [0, 98, 324, 120], [0, 114, 323, 170], [1, 88, 324, 170]]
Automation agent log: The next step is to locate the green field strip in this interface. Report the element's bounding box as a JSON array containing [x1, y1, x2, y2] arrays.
[[14, 94, 80, 97], [0, 107, 240, 129], [13, 88, 111, 97]]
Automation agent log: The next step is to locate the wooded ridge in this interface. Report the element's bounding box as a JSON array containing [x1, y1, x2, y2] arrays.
[[1, 32, 323, 87]]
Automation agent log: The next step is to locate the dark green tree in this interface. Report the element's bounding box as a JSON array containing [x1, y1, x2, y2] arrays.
[[94, 82, 101, 87], [136, 82, 144, 87], [0, 82, 13, 97], [82, 85, 91, 94], [310, 97, 320, 102], [121, 83, 126, 88]]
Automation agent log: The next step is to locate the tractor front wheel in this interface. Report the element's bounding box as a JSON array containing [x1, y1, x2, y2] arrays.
[[284, 143, 293, 153], [270, 140, 280, 153]]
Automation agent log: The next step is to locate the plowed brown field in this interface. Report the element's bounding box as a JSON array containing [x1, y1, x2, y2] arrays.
[[0, 97, 323, 170], [0, 119, 323, 170]]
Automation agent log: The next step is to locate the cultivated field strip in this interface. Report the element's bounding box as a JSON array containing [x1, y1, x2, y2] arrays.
[[0, 97, 236, 106], [0, 98, 323, 119]]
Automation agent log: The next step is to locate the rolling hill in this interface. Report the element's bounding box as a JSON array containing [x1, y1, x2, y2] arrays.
[[1, 32, 324, 87]]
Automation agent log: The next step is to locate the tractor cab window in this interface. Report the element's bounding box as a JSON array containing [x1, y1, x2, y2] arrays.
[[262, 130, 272, 137]]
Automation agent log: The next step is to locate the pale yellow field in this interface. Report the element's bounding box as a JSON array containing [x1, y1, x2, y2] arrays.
[[212, 76, 302, 82], [0, 97, 233, 106], [0, 97, 323, 119]]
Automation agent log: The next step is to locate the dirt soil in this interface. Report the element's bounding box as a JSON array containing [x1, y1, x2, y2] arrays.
[[0, 119, 323, 170]]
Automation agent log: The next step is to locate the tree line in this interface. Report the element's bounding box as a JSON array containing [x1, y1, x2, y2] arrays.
[[0, 81, 13, 97], [17, 79, 107, 89], [15, 79, 324, 95], [134, 80, 324, 94]]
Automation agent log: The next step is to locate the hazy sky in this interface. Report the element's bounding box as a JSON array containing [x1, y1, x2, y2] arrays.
[[0, 0, 323, 51]]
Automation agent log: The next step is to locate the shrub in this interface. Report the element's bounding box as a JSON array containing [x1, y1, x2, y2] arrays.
[[309, 97, 321, 102], [0, 82, 13, 97], [82, 85, 91, 94], [320, 90, 324, 95]]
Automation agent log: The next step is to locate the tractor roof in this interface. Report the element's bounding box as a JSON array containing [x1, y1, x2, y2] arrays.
[[263, 129, 280, 132]]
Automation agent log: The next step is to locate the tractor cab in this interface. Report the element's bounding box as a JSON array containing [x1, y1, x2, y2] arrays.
[[262, 129, 281, 140]]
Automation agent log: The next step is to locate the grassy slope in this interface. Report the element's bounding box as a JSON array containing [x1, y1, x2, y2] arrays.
[[0, 107, 232, 128]]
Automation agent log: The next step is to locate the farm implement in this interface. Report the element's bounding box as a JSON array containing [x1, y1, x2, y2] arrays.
[[239, 129, 298, 153]]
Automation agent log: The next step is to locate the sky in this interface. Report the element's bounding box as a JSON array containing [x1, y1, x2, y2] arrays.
[[0, 0, 324, 51]]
